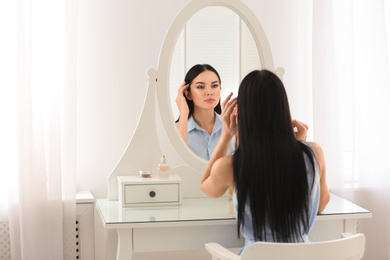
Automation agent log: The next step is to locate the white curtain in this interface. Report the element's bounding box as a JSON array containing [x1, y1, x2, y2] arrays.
[[0, 0, 78, 259], [312, 0, 390, 259]]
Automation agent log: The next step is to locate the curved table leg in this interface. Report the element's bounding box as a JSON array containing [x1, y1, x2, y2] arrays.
[[116, 229, 133, 260]]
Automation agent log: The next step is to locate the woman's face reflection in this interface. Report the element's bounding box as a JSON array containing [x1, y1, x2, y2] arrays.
[[186, 70, 221, 112]]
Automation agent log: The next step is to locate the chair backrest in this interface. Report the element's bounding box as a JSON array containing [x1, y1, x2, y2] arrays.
[[240, 233, 366, 260]]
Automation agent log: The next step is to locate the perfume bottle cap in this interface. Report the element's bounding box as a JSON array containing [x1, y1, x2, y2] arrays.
[[161, 155, 166, 163]]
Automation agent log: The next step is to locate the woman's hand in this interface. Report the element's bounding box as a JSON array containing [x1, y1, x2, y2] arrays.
[[221, 92, 238, 138], [176, 82, 190, 117], [292, 119, 308, 141]]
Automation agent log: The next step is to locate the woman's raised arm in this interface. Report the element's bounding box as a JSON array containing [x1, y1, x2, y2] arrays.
[[200, 94, 237, 197]]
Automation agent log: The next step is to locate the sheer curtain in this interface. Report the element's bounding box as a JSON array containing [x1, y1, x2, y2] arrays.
[[312, 0, 390, 259], [0, 0, 78, 259]]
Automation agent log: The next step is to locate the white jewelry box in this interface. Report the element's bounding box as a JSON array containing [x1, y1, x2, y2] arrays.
[[117, 175, 182, 207]]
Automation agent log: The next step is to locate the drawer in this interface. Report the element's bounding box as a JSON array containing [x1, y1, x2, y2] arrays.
[[124, 183, 179, 205], [117, 175, 183, 207]]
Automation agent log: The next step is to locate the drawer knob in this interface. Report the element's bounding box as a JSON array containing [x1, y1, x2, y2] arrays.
[[149, 191, 156, 198]]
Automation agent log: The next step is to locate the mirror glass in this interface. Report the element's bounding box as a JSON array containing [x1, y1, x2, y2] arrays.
[[169, 6, 261, 121]]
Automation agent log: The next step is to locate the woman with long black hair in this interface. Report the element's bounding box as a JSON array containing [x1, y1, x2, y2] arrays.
[[200, 70, 330, 255]]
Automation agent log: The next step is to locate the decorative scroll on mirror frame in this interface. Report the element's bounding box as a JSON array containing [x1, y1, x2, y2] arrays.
[[107, 0, 283, 200]]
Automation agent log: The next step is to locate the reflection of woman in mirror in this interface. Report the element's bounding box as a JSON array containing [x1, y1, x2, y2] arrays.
[[176, 64, 236, 160], [200, 70, 330, 255]]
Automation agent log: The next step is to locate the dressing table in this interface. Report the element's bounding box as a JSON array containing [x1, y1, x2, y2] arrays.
[[96, 193, 371, 260], [96, 0, 371, 259]]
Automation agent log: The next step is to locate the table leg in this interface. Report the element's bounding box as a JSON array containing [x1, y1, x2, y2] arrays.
[[344, 219, 358, 234], [116, 229, 133, 260]]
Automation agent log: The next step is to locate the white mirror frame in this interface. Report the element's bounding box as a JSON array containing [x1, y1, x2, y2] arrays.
[[157, 0, 282, 172]]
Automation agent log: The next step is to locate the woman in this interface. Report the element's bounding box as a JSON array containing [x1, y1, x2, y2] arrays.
[[200, 70, 330, 254], [176, 64, 236, 160]]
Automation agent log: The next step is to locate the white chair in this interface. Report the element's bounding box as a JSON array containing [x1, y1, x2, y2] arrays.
[[205, 233, 366, 260]]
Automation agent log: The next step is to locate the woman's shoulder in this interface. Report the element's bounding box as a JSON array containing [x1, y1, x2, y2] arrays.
[[307, 141, 324, 155], [298, 141, 323, 155], [307, 141, 325, 173]]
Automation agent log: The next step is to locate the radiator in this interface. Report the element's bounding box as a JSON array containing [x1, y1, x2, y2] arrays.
[[0, 192, 94, 260], [0, 221, 11, 260], [0, 219, 81, 260]]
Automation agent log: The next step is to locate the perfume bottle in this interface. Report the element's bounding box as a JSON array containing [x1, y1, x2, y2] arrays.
[[158, 155, 170, 179]]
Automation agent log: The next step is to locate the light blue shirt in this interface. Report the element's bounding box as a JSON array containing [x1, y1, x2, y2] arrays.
[[187, 113, 236, 160]]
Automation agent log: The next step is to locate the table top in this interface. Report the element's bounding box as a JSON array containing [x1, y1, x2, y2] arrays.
[[96, 193, 371, 226], [319, 193, 371, 219]]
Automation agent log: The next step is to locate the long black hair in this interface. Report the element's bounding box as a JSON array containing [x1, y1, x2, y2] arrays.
[[176, 64, 222, 122], [232, 70, 316, 242]]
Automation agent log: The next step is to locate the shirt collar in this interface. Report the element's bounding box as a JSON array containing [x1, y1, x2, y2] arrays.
[[188, 112, 222, 134]]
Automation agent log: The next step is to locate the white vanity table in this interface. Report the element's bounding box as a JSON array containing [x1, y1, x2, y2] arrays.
[[96, 193, 371, 260], [97, 0, 372, 259]]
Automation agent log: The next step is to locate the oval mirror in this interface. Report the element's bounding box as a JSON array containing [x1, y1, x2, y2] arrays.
[[157, 0, 280, 172]]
